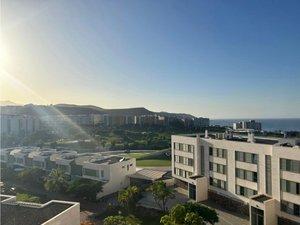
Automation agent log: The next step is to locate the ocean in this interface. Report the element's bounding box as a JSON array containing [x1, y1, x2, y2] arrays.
[[210, 118, 300, 132]]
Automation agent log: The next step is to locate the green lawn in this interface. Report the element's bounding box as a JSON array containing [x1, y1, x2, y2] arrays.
[[136, 159, 171, 167], [122, 152, 150, 159], [119, 150, 171, 167]]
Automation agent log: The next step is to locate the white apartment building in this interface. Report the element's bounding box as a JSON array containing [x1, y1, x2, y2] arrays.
[[172, 133, 300, 225], [0, 194, 80, 225], [0, 114, 41, 135], [76, 155, 136, 198]]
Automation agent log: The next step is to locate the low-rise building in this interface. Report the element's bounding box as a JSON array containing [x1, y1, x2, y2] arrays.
[[172, 132, 300, 225], [76, 155, 136, 198], [0, 194, 80, 225], [2, 147, 136, 198]]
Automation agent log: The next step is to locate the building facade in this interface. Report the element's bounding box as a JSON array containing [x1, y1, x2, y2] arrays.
[[233, 120, 262, 131], [172, 133, 300, 225], [1, 147, 136, 198], [0, 114, 41, 135]]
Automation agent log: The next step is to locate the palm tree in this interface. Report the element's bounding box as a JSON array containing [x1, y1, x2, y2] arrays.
[[118, 186, 140, 213], [44, 169, 69, 192]]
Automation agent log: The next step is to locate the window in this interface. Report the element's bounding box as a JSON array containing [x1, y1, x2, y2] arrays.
[[189, 184, 196, 200], [236, 168, 257, 182], [235, 151, 258, 164], [100, 170, 104, 178], [281, 200, 300, 217], [209, 162, 213, 171], [200, 146, 205, 176], [210, 162, 226, 174], [188, 158, 194, 166], [174, 143, 194, 153], [187, 144, 194, 153], [179, 143, 184, 151], [265, 155, 272, 195], [209, 147, 213, 156], [83, 168, 99, 177], [209, 177, 226, 190], [58, 164, 69, 173], [281, 159, 300, 173], [281, 179, 300, 195], [210, 148, 226, 158], [174, 155, 193, 167], [236, 185, 257, 198], [174, 167, 192, 178], [251, 207, 264, 225]]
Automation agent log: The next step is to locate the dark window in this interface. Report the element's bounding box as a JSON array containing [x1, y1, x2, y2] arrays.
[[209, 147, 213, 156], [251, 207, 264, 225], [265, 155, 272, 195], [189, 184, 196, 200]]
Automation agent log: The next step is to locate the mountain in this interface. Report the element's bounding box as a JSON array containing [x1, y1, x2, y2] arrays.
[[0, 103, 196, 118], [0, 101, 21, 106], [105, 107, 153, 116], [157, 111, 196, 119]]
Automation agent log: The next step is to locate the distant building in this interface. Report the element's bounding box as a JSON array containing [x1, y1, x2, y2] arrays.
[[39, 114, 104, 127], [233, 120, 262, 131], [0, 114, 41, 136], [193, 117, 210, 128], [1, 147, 136, 198], [0, 194, 80, 225]]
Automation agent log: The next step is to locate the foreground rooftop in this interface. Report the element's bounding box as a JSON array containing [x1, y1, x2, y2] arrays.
[[0, 195, 79, 225]]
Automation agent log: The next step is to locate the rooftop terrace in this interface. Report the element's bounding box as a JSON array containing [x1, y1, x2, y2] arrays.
[[0, 195, 78, 225], [90, 156, 127, 164]]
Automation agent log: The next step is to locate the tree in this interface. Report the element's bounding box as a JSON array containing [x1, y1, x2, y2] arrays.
[[160, 204, 205, 225], [184, 212, 204, 225], [184, 202, 219, 224], [170, 204, 186, 224], [67, 178, 103, 201], [16, 193, 41, 203], [148, 181, 175, 211], [18, 167, 45, 187], [103, 215, 141, 225], [44, 169, 69, 192], [118, 186, 140, 213]]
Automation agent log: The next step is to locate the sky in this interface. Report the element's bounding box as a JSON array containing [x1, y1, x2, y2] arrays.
[[1, 0, 300, 119]]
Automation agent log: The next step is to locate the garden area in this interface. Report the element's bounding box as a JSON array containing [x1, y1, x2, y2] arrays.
[[83, 181, 219, 225], [119, 150, 171, 167]]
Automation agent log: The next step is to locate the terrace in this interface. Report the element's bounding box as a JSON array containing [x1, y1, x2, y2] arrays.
[[0, 195, 79, 225]]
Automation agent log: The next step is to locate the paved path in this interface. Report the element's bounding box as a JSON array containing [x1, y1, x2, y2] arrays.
[[200, 200, 249, 225], [138, 189, 249, 225], [138, 191, 189, 211]]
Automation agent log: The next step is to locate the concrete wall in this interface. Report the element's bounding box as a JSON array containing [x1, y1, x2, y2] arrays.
[[42, 201, 80, 225], [97, 158, 136, 198]]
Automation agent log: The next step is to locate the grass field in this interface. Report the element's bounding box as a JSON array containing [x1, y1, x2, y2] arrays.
[[119, 150, 171, 167], [136, 159, 171, 167]]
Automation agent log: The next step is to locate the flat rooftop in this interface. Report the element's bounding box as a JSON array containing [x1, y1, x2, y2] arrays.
[[175, 133, 300, 147], [252, 194, 272, 203], [1, 201, 75, 225], [91, 156, 127, 164]]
